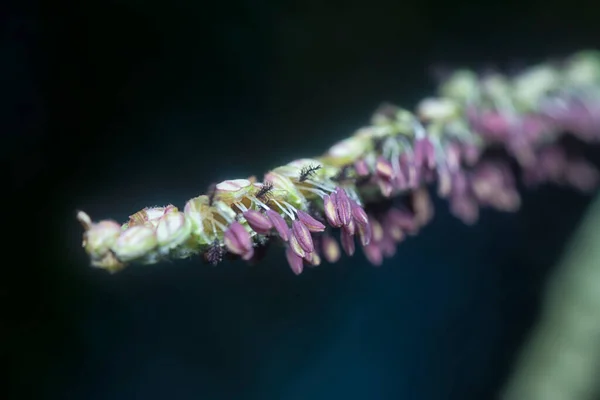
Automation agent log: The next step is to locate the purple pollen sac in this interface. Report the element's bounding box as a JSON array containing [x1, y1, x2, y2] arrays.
[[296, 210, 326, 232], [414, 137, 436, 170], [285, 246, 304, 275], [387, 209, 419, 235], [354, 159, 370, 176], [340, 228, 356, 256], [321, 235, 341, 263], [323, 193, 342, 227], [344, 218, 356, 236], [450, 194, 479, 225], [223, 221, 254, 260], [376, 157, 394, 179], [385, 221, 404, 243], [377, 180, 394, 198], [374, 158, 396, 197], [288, 228, 306, 258], [363, 243, 383, 267], [357, 222, 372, 246], [291, 220, 314, 253], [462, 143, 481, 166], [379, 236, 397, 258], [334, 187, 352, 226], [243, 210, 273, 234], [351, 201, 369, 227], [395, 158, 411, 190], [303, 251, 321, 267], [468, 109, 511, 140], [445, 142, 462, 173], [370, 217, 384, 243], [266, 209, 289, 241]]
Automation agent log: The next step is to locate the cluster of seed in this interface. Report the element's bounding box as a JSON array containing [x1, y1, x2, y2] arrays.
[[77, 50, 600, 274]]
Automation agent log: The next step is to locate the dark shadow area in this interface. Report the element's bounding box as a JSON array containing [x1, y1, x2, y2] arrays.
[[6, 0, 600, 399]]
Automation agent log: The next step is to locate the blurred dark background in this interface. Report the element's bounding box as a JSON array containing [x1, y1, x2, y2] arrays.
[[5, 0, 600, 399]]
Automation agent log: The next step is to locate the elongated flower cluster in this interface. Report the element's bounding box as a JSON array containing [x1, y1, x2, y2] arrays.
[[77, 50, 600, 274]]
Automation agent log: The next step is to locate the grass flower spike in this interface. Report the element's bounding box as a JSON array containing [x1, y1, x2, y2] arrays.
[[77, 50, 600, 275]]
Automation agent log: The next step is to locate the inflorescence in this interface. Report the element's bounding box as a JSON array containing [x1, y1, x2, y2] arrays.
[[77, 50, 600, 274]]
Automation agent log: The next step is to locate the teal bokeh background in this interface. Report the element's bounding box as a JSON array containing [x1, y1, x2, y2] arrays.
[[7, 0, 600, 398]]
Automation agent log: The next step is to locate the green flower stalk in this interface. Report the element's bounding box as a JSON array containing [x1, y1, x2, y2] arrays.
[[77, 50, 600, 274]]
